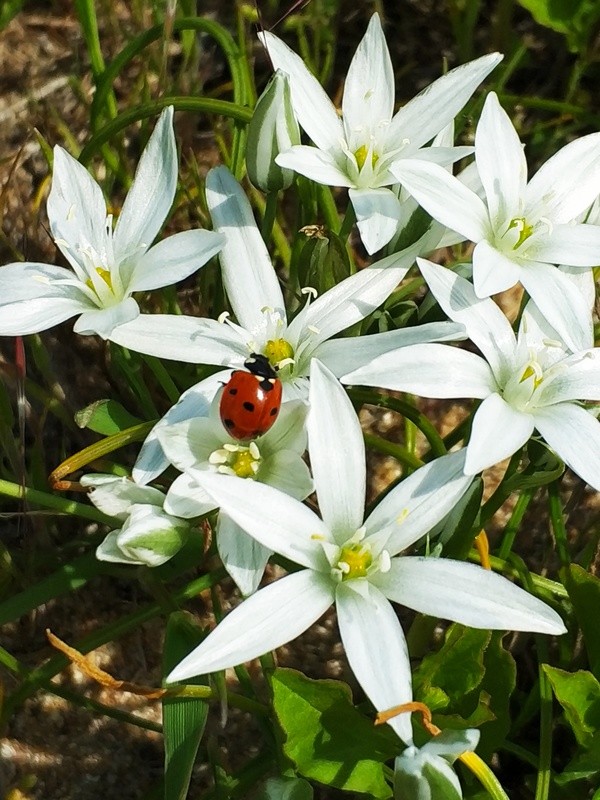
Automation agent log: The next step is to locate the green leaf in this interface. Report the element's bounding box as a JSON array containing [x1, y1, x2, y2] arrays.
[[566, 565, 600, 678], [162, 612, 210, 800], [297, 230, 351, 295], [477, 632, 516, 758], [503, 439, 565, 492], [271, 668, 397, 798], [555, 732, 600, 784], [413, 625, 491, 712], [515, 0, 600, 52], [543, 666, 600, 748], [75, 399, 143, 435], [256, 776, 314, 800]]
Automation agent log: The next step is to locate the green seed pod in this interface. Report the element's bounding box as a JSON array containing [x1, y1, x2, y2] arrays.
[[246, 70, 300, 192]]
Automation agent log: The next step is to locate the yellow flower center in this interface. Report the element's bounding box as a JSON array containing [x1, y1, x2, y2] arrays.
[[507, 217, 534, 249], [337, 543, 373, 580], [354, 145, 379, 171], [209, 441, 262, 479], [264, 338, 294, 367], [231, 449, 259, 478], [519, 363, 543, 389]]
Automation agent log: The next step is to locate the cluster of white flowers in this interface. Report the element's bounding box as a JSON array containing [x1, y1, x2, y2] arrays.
[[4, 12, 599, 796]]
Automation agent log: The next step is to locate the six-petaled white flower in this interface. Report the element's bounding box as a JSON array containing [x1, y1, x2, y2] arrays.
[[0, 107, 224, 340], [262, 14, 502, 253], [393, 92, 600, 351], [344, 258, 600, 487], [166, 360, 565, 745]]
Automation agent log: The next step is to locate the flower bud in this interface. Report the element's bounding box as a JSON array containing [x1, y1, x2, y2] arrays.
[[246, 70, 300, 192]]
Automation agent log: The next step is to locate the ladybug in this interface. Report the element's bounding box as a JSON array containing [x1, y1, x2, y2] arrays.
[[219, 353, 283, 440]]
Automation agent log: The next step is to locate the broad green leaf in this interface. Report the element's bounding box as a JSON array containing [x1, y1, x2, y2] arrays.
[[75, 399, 143, 435], [413, 625, 491, 712], [566, 565, 600, 678], [256, 776, 313, 800], [477, 632, 516, 759], [162, 612, 210, 800], [271, 668, 397, 799], [555, 731, 600, 784], [515, 0, 600, 52], [543, 666, 600, 748]]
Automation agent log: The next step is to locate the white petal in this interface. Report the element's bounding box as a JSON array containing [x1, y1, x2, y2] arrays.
[[133, 371, 230, 484], [336, 582, 413, 744], [261, 31, 344, 153], [559, 265, 595, 318], [287, 266, 407, 353], [308, 360, 366, 540], [342, 14, 394, 135], [47, 146, 108, 261], [260, 450, 314, 501], [206, 166, 285, 330], [0, 296, 91, 335], [188, 471, 331, 569], [277, 146, 354, 187], [164, 472, 216, 518], [96, 529, 142, 564], [166, 570, 335, 681], [73, 296, 140, 338], [113, 107, 177, 259], [417, 258, 516, 383], [315, 320, 466, 378], [349, 188, 402, 254], [392, 160, 490, 243], [528, 223, 600, 267], [0, 262, 83, 302], [128, 229, 224, 292], [260, 400, 308, 454], [472, 239, 522, 296], [525, 131, 600, 223], [217, 513, 272, 596], [158, 417, 223, 472], [519, 261, 592, 354], [476, 93, 527, 225], [109, 315, 249, 363], [80, 474, 165, 517], [385, 53, 502, 152], [365, 450, 472, 555], [464, 393, 534, 475], [343, 343, 497, 399], [539, 350, 600, 405], [534, 403, 600, 492], [375, 557, 566, 634]]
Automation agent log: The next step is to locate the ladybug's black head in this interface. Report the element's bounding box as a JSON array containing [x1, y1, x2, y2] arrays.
[[244, 352, 278, 380]]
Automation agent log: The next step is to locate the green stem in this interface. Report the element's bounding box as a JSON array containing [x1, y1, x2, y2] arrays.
[[338, 203, 356, 242], [316, 183, 341, 233], [0, 479, 115, 526], [479, 449, 522, 524], [363, 433, 423, 470], [547, 481, 570, 569], [74, 0, 118, 121], [141, 354, 180, 405], [167, 685, 267, 716], [347, 388, 446, 458], [80, 98, 252, 164], [478, 553, 568, 600], [261, 191, 279, 242], [497, 487, 534, 560], [535, 646, 553, 800], [460, 752, 510, 800]]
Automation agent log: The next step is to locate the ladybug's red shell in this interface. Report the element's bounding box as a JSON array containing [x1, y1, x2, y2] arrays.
[[219, 369, 283, 440]]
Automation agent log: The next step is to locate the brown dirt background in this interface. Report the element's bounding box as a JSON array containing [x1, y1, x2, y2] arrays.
[[1, 2, 599, 799]]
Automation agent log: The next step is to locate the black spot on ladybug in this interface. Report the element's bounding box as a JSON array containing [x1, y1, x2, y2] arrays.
[[228, 387, 238, 395], [269, 407, 278, 416], [243, 401, 255, 412], [223, 419, 235, 429]]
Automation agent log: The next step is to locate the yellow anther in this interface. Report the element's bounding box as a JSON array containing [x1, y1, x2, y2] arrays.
[[507, 217, 534, 249], [338, 543, 372, 580], [354, 144, 379, 171], [231, 450, 259, 478], [86, 267, 113, 292]]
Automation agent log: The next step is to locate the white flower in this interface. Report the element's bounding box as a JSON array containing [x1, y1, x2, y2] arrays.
[[82, 474, 190, 567], [110, 165, 465, 394], [393, 92, 600, 351], [394, 729, 480, 800], [165, 360, 565, 745], [344, 258, 600, 487], [261, 14, 502, 253], [156, 394, 312, 595], [0, 107, 224, 339]]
